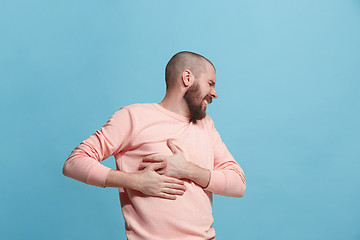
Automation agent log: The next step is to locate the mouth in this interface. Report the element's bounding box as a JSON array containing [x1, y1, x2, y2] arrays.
[[201, 96, 212, 110]]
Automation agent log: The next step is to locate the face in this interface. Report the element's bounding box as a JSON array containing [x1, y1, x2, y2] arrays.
[[184, 63, 218, 123]]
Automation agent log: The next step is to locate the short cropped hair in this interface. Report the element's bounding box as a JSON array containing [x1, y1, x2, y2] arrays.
[[165, 51, 215, 89]]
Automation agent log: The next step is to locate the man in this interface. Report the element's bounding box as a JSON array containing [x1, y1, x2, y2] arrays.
[[63, 51, 246, 239]]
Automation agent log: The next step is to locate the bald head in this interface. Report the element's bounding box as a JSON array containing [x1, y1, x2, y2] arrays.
[[165, 51, 215, 89]]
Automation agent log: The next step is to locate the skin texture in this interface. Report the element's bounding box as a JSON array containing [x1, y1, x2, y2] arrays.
[[105, 56, 218, 198], [105, 165, 186, 200], [159, 60, 218, 121], [139, 140, 211, 188], [165, 51, 215, 90]]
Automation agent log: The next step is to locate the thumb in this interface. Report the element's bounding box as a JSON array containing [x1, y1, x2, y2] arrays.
[[167, 139, 181, 154]]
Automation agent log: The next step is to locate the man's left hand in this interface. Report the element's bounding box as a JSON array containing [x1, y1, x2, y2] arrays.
[[139, 140, 190, 179]]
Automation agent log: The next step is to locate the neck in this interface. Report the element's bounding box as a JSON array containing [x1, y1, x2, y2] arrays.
[[159, 91, 190, 118]]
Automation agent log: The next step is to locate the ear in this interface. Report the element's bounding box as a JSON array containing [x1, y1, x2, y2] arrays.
[[181, 69, 195, 87]]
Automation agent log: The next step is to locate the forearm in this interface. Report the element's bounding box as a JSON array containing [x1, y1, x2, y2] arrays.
[[204, 169, 246, 197], [104, 169, 139, 190], [182, 162, 211, 188], [180, 161, 246, 196], [63, 107, 136, 187], [106, 166, 187, 200], [63, 151, 112, 187], [208, 118, 246, 197]]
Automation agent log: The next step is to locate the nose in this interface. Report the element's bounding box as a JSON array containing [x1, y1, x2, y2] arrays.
[[211, 88, 218, 99]]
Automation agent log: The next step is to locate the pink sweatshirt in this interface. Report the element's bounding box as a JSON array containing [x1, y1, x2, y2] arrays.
[[63, 103, 246, 240]]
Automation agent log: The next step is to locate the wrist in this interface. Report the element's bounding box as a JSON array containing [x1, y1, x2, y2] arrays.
[[127, 172, 142, 191], [183, 163, 210, 188], [181, 161, 195, 179]]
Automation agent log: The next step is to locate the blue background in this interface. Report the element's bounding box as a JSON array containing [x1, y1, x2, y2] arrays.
[[1, 0, 359, 239]]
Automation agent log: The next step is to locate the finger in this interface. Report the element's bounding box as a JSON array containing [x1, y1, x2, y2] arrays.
[[167, 140, 181, 154], [139, 162, 156, 170], [143, 155, 167, 163], [148, 162, 166, 171], [163, 176, 185, 185], [155, 169, 165, 175], [162, 188, 185, 196], [157, 192, 177, 200], [164, 182, 186, 191]]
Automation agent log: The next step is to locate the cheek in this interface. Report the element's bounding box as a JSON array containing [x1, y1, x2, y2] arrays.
[[204, 89, 211, 97]]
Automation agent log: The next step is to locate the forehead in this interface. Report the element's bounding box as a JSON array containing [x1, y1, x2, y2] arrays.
[[201, 62, 216, 81]]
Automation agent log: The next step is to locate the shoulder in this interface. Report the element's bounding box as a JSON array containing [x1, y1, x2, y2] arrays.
[[114, 103, 164, 122], [113, 103, 155, 115], [122, 103, 154, 111], [121, 103, 159, 116], [203, 115, 215, 127], [195, 115, 215, 131], [109, 103, 154, 120]]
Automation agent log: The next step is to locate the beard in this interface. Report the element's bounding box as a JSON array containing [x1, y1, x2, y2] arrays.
[[184, 82, 208, 123]]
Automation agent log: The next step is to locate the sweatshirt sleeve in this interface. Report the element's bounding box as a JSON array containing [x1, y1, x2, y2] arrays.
[[204, 118, 246, 197], [62, 107, 134, 187]]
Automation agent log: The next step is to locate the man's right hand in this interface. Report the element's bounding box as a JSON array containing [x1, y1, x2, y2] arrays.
[[105, 164, 186, 200], [134, 162, 186, 200]]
